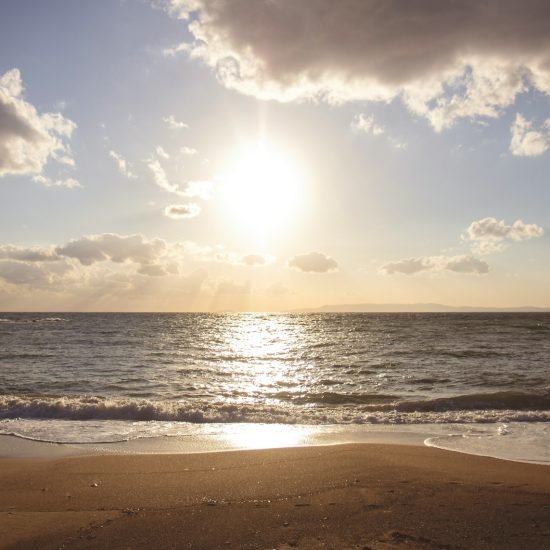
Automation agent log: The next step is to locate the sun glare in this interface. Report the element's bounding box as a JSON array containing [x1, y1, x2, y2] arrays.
[[222, 141, 304, 236]]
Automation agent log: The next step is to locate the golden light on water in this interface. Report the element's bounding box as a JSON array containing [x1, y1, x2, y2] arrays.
[[218, 314, 307, 399], [221, 423, 312, 449], [221, 141, 304, 237]]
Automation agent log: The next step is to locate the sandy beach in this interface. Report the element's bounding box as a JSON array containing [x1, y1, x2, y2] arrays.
[[1, 443, 549, 549]]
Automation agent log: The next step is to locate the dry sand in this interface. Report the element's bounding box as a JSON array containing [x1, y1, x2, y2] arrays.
[[1, 443, 549, 549]]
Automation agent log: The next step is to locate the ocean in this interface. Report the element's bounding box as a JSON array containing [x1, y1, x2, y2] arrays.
[[1, 312, 549, 462]]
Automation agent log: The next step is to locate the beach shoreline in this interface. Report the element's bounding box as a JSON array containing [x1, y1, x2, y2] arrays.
[[2, 443, 549, 549]]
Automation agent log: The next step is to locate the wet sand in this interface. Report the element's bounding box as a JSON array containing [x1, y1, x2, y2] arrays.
[[1, 443, 549, 549]]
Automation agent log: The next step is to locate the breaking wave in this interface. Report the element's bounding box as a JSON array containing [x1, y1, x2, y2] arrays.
[[1, 391, 550, 426]]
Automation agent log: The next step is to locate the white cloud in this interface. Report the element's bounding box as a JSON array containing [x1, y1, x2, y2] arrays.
[[510, 114, 550, 157], [178, 180, 213, 199], [164, 203, 201, 219], [470, 241, 507, 256], [147, 158, 179, 193], [31, 175, 81, 189], [467, 217, 544, 243], [0, 68, 77, 177], [351, 113, 384, 136], [163, 42, 192, 57], [162, 0, 200, 20], [109, 150, 136, 179], [351, 112, 407, 149], [163, 115, 188, 129], [164, 1, 550, 130], [381, 255, 489, 275], [180, 146, 197, 155], [156, 145, 170, 159], [288, 251, 338, 273]]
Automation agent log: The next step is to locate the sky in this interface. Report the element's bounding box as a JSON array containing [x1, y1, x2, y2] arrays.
[[1, 0, 550, 312]]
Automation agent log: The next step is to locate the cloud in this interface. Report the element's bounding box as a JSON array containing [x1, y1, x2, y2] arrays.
[[510, 114, 550, 157], [288, 251, 338, 273], [109, 150, 136, 178], [147, 158, 179, 193], [0, 245, 61, 262], [165, 1, 550, 130], [147, 151, 212, 198], [163, 115, 188, 129], [467, 217, 544, 244], [0, 68, 76, 177], [351, 113, 384, 136], [178, 180, 213, 199], [351, 112, 407, 149], [164, 203, 201, 219], [0, 237, 215, 310], [241, 253, 267, 266], [163, 42, 191, 57], [137, 264, 167, 277], [381, 255, 489, 275], [31, 175, 81, 189], [0, 260, 51, 286], [180, 146, 197, 155], [156, 146, 170, 159], [55, 233, 166, 266]]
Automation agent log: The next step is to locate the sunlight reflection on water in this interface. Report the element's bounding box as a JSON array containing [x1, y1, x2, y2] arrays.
[[219, 423, 315, 449]]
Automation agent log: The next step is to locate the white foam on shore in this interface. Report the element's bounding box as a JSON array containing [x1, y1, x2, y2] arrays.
[[1, 421, 549, 465], [425, 422, 550, 464]]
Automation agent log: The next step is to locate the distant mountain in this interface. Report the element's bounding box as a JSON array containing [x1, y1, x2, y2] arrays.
[[297, 303, 550, 313]]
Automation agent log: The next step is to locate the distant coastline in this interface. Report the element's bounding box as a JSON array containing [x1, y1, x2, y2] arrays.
[[296, 303, 550, 313]]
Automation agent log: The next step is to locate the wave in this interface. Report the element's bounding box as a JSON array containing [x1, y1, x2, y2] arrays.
[[388, 390, 550, 413], [1, 391, 550, 426], [0, 317, 67, 324]]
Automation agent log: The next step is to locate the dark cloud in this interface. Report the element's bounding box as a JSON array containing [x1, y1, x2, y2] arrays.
[[0, 260, 50, 286], [55, 234, 166, 266], [0, 245, 61, 262], [168, 0, 550, 129]]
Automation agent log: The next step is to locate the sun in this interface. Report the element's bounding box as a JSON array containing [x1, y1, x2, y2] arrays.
[[221, 141, 304, 236]]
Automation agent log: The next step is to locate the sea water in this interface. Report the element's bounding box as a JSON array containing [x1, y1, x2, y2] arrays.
[[0, 312, 549, 463]]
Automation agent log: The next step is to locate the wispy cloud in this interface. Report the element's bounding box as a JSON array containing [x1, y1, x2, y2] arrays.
[[156, 146, 170, 159], [147, 159, 179, 193], [163, 115, 188, 129], [351, 113, 384, 136], [31, 175, 81, 189], [109, 150, 136, 179]]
